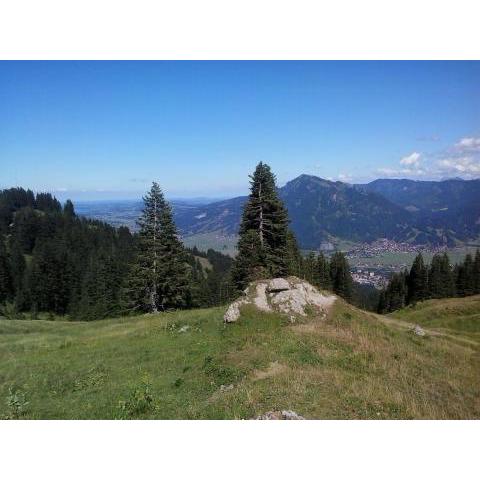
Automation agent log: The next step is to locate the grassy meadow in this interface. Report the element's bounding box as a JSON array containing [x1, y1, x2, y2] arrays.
[[1, 296, 479, 419]]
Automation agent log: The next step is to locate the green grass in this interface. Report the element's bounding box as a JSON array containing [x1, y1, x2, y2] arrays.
[[1, 297, 479, 419], [389, 295, 480, 341]]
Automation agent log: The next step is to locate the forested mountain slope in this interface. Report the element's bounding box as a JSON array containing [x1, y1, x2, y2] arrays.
[[174, 175, 480, 248], [359, 178, 480, 243]]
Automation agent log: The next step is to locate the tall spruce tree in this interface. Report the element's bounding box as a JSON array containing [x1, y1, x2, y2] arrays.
[[231, 162, 290, 290], [128, 182, 190, 313], [407, 253, 429, 304], [329, 252, 353, 300], [378, 271, 408, 313], [456, 253, 475, 297], [428, 253, 455, 299], [316, 252, 331, 290]]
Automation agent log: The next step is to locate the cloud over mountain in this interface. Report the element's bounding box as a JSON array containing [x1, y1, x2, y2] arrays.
[[376, 136, 480, 180]]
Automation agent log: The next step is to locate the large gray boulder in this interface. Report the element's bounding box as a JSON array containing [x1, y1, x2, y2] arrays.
[[224, 277, 336, 323]]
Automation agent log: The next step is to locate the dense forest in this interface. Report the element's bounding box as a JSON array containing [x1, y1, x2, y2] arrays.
[[0, 164, 358, 320], [0, 187, 233, 320], [378, 251, 480, 313]]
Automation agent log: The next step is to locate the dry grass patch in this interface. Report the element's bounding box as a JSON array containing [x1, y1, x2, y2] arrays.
[[252, 361, 288, 381]]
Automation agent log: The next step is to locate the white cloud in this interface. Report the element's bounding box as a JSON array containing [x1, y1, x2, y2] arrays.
[[377, 166, 426, 178], [400, 151, 421, 167], [377, 152, 425, 178], [437, 156, 480, 177], [375, 135, 480, 180], [337, 173, 353, 183], [455, 137, 480, 152], [435, 136, 480, 178]]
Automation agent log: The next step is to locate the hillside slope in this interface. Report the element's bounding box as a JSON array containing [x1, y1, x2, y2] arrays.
[[359, 178, 480, 243], [1, 296, 478, 419], [388, 295, 480, 343]]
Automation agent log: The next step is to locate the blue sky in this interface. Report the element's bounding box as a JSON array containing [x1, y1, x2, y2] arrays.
[[1, 61, 479, 200]]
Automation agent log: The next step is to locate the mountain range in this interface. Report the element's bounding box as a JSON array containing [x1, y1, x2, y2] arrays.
[[174, 175, 480, 248]]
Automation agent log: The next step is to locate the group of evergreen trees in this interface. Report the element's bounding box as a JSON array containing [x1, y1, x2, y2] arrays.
[[186, 247, 234, 307], [0, 188, 136, 319], [1, 163, 358, 321], [4, 162, 475, 322], [0, 186, 233, 319], [378, 251, 480, 313], [292, 250, 354, 300]]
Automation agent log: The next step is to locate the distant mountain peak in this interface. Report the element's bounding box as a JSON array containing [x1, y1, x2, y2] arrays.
[[170, 172, 480, 249], [286, 174, 337, 188]]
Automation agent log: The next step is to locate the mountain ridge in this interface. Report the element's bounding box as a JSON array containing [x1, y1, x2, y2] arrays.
[[174, 174, 480, 248]]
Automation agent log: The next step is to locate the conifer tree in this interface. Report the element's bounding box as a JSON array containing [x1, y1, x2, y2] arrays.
[[0, 240, 12, 304], [407, 253, 429, 303], [377, 290, 387, 314], [63, 199, 75, 217], [316, 252, 331, 290], [329, 252, 353, 300], [8, 241, 26, 303], [303, 252, 317, 284], [428, 254, 442, 298], [156, 197, 191, 309], [456, 253, 475, 297], [379, 271, 408, 312], [428, 253, 455, 299], [128, 182, 190, 313], [285, 230, 303, 277], [441, 252, 456, 297], [76, 251, 120, 320], [474, 249, 480, 294], [231, 162, 289, 290]]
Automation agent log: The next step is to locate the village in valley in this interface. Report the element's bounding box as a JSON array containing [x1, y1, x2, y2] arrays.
[[343, 239, 450, 289]]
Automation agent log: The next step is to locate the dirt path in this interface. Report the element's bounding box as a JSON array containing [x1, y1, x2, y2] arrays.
[[372, 313, 480, 348]]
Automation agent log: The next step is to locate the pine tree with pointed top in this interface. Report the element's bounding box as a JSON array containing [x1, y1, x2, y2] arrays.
[[380, 270, 408, 312], [428, 253, 455, 299], [156, 198, 191, 309], [63, 199, 75, 218], [329, 251, 353, 300], [316, 252, 331, 290], [128, 182, 190, 313], [231, 162, 290, 290], [407, 253, 429, 304], [456, 253, 475, 297]]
